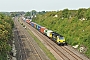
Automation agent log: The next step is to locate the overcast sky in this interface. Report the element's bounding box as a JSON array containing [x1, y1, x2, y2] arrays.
[[0, 0, 90, 12]]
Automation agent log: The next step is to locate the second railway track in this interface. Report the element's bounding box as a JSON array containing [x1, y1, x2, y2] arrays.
[[14, 17, 50, 60]]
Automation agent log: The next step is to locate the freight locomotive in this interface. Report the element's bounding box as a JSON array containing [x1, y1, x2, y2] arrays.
[[22, 18, 67, 46]]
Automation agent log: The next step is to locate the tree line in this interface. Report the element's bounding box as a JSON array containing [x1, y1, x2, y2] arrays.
[[0, 13, 14, 60]]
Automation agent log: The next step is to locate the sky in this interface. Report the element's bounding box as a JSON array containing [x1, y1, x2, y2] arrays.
[[0, 0, 90, 12]]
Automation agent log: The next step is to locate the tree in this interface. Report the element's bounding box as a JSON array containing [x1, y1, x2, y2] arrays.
[[0, 13, 14, 59], [86, 8, 90, 20], [62, 9, 69, 18], [31, 10, 37, 16], [77, 8, 87, 19], [25, 12, 31, 16]]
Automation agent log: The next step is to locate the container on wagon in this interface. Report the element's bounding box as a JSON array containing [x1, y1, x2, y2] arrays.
[[40, 27, 46, 34], [26, 19, 28, 23], [31, 22, 34, 27], [38, 25, 41, 31], [36, 24, 41, 31], [28, 20, 30, 24], [36, 24, 39, 30], [34, 23, 37, 28], [26, 19, 30, 24]]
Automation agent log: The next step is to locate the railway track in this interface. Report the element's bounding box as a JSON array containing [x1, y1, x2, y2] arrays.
[[14, 18, 27, 60], [20, 27, 43, 60], [61, 46, 83, 60], [20, 18, 88, 60], [14, 17, 49, 60]]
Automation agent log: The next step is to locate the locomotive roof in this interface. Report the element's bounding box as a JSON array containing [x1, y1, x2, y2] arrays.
[[51, 32, 63, 37]]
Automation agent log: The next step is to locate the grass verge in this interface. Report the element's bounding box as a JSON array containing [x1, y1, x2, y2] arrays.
[[27, 29, 56, 60]]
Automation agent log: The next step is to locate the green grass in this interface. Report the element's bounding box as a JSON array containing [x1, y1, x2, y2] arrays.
[[27, 29, 56, 60]]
